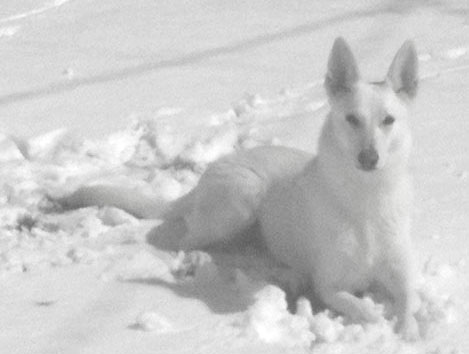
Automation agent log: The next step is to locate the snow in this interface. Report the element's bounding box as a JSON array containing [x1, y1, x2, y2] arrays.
[[134, 311, 174, 333], [243, 285, 314, 347], [442, 47, 467, 60], [0, 0, 469, 353]]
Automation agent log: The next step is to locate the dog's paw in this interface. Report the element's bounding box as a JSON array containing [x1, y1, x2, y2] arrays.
[[396, 315, 420, 341], [337, 296, 382, 324], [171, 250, 212, 279], [359, 298, 382, 323]]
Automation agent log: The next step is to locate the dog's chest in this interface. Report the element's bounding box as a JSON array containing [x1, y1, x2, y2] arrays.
[[329, 191, 406, 284], [317, 192, 397, 290], [322, 219, 375, 287]]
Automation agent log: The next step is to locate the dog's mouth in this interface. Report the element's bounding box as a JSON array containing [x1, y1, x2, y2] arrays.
[[357, 164, 378, 172], [355, 158, 381, 172]]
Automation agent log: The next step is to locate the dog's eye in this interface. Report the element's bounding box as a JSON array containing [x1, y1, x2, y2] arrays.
[[345, 114, 360, 127], [383, 115, 395, 126]]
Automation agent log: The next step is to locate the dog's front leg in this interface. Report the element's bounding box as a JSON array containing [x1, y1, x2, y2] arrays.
[[318, 287, 382, 324], [376, 241, 419, 341]]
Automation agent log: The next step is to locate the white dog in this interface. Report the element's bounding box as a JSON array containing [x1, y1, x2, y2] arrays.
[[61, 38, 420, 340]]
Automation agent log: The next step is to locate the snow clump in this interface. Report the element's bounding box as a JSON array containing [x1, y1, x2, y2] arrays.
[[134, 311, 173, 333], [243, 284, 315, 347]]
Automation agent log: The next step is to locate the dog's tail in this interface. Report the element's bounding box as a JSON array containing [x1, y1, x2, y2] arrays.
[[58, 184, 194, 220]]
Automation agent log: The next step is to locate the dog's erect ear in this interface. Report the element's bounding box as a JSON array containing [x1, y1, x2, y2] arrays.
[[387, 40, 418, 99], [325, 37, 360, 97]]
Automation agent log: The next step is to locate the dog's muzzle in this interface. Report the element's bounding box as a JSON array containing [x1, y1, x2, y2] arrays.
[[358, 148, 379, 171]]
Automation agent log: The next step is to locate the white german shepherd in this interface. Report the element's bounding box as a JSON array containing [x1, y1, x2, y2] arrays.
[[61, 38, 420, 339]]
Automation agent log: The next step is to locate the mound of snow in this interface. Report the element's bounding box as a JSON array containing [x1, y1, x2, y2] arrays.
[[97, 207, 139, 227], [442, 47, 467, 60], [105, 248, 173, 282], [134, 311, 174, 333], [243, 284, 315, 348], [238, 272, 457, 352], [27, 128, 81, 160]]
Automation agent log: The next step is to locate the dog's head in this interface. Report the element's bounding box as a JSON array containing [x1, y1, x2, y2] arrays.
[[323, 37, 418, 173]]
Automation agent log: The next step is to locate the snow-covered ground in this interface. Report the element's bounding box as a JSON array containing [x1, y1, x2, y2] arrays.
[[1, 1, 469, 353]]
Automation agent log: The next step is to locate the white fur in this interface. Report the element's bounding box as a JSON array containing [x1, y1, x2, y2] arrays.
[[173, 38, 420, 340], [60, 38, 420, 340]]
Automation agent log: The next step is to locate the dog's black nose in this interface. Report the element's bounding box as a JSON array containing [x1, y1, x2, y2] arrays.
[[358, 148, 379, 171]]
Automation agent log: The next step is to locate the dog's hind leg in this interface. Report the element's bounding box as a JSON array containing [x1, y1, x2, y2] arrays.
[[178, 166, 265, 251]]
